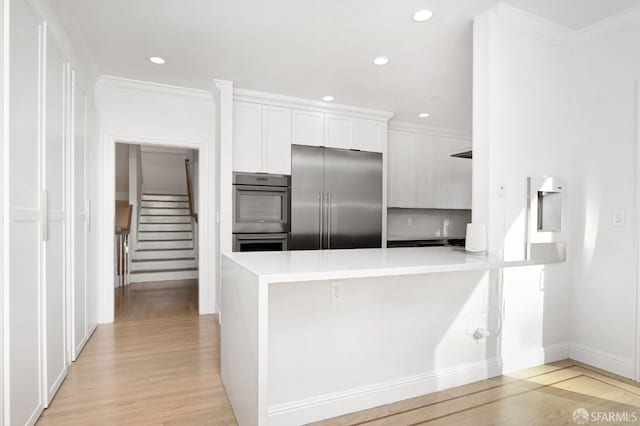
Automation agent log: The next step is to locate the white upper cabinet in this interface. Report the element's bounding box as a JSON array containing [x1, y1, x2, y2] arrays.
[[292, 109, 324, 147], [411, 135, 430, 208], [448, 146, 472, 209], [354, 119, 385, 153], [388, 131, 413, 207], [263, 105, 292, 175], [325, 114, 354, 149], [233, 101, 263, 172], [387, 130, 472, 210], [430, 141, 451, 209]]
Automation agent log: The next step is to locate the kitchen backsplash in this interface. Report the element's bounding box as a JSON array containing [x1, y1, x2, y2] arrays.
[[387, 208, 472, 241]]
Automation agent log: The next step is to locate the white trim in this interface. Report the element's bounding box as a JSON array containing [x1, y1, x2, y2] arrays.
[[233, 88, 394, 122], [635, 81, 640, 382], [1, 0, 8, 422], [46, 365, 68, 407], [388, 120, 472, 143], [569, 342, 634, 379], [98, 75, 212, 101], [139, 145, 194, 156], [267, 344, 569, 425], [492, 1, 640, 50], [99, 134, 215, 323]]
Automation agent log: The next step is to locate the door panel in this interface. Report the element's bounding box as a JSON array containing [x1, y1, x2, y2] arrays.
[[44, 35, 68, 403], [72, 82, 87, 358], [232, 101, 262, 172], [387, 131, 412, 207], [292, 110, 324, 146], [85, 102, 98, 333], [9, 0, 43, 423], [289, 145, 324, 250], [411, 135, 430, 208], [324, 148, 382, 249], [263, 106, 291, 174], [325, 114, 354, 149]]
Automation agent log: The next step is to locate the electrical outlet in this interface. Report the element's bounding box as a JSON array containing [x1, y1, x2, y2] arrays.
[[330, 282, 344, 304], [613, 210, 625, 227], [497, 185, 506, 197]]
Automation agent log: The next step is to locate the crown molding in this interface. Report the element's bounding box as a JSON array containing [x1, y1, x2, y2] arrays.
[[492, 2, 640, 50], [388, 120, 472, 143], [233, 88, 394, 122], [97, 75, 212, 101]]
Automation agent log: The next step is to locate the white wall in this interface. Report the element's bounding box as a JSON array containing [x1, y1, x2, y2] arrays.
[[95, 76, 216, 321], [140, 147, 193, 195], [115, 143, 129, 200], [473, 4, 573, 370], [569, 18, 640, 377]]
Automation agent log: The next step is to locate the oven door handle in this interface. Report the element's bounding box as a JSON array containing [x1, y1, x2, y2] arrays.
[[234, 185, 290, 193], [235, 233, 289, 241]]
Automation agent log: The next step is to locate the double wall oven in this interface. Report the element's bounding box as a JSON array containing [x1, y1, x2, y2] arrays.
[[232, 172, 291, 252]]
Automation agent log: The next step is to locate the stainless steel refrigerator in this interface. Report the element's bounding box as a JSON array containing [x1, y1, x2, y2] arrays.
[[290, 145, 383, 250]]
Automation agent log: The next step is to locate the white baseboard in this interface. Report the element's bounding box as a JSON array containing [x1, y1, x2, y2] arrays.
[[568, 342, 634, 378], [500, 343, 569, 374], [46, 365, 69, 407], [268, 343, 571, 426], [26, 404, 44, 426]]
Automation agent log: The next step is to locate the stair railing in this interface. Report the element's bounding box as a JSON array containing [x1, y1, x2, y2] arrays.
[[185, 159, 197, 223], [115, 202, 133, 289], [185, 158, 199, 264]]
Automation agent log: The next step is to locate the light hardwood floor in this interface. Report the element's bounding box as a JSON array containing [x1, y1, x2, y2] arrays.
[[38, 282, 640, 425], [115, 279, 199, 322]]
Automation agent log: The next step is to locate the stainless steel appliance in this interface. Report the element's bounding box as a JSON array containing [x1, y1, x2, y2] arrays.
[[290, 145, 382, 250], [233, 233, 289, 252], [232, 172, 290, 234]]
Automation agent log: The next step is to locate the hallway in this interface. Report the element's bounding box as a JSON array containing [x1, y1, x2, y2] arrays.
[[115, 279, 199, 322], [37, 313, 236, 425]]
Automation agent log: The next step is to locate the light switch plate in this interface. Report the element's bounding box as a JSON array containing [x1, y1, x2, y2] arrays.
[[613, 210, 625, 227]]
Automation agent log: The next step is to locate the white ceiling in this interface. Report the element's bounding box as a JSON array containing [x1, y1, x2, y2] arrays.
[[49, 0, 640, 132]]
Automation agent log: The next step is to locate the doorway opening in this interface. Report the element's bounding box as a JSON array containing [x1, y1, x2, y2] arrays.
[[114, 143, 200, 321]]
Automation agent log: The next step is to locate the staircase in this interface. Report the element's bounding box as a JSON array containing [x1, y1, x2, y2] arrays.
[[129, 193, 198, 283]]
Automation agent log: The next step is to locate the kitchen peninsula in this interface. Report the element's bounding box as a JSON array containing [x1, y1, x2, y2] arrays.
[[220, 246, 564, 425]]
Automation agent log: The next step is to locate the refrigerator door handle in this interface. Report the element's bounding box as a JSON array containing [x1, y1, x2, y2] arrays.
[[327, 192, 332, 249], [318, 192, 324, 249]]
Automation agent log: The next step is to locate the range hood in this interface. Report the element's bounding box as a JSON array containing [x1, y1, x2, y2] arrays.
[[450, 149, 472, 159]]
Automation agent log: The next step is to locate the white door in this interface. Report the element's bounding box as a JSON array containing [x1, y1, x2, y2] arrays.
[[354, 119, 384, 153], [43, 31, 68, 405], [263, 105, 291, 174], [9, 0, 44, 423], [292, 109, 324, 147], [325, 114, 354, 149], [430, 140, 450, 209], [411, 135, 430, 208], [387, 131, 412, 207], [72, 79, 88, 359], [85, 102, 99, 333], [232, 101, 262, 172]]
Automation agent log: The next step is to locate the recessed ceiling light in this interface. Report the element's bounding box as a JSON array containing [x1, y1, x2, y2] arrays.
[[413, 9, 434, 22], [322, 96, 335, 102], [149, 56, 166, 64], [373, 57, 389, 66], [418, 113, 430, 118]]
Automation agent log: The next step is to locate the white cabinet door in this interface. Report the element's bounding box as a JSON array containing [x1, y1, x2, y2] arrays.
[[387, 131, 412, 207], [85, 102, 99, 337], [354, 119, 384, 153], [44, 34, 68, 405], [325, 114, 354, 149], [430, 140, 450, 209], [292, 109, 324, 147], [263, 106, 292, 174], [233, 101, 263, 172], [9, 1, 44, 423], [72, 80, 88, 360], [448, 154, 472, 209], [411, 135, 430, 208]]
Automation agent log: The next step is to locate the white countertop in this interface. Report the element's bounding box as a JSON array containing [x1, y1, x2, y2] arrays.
[[223, 247, 532, 284]]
